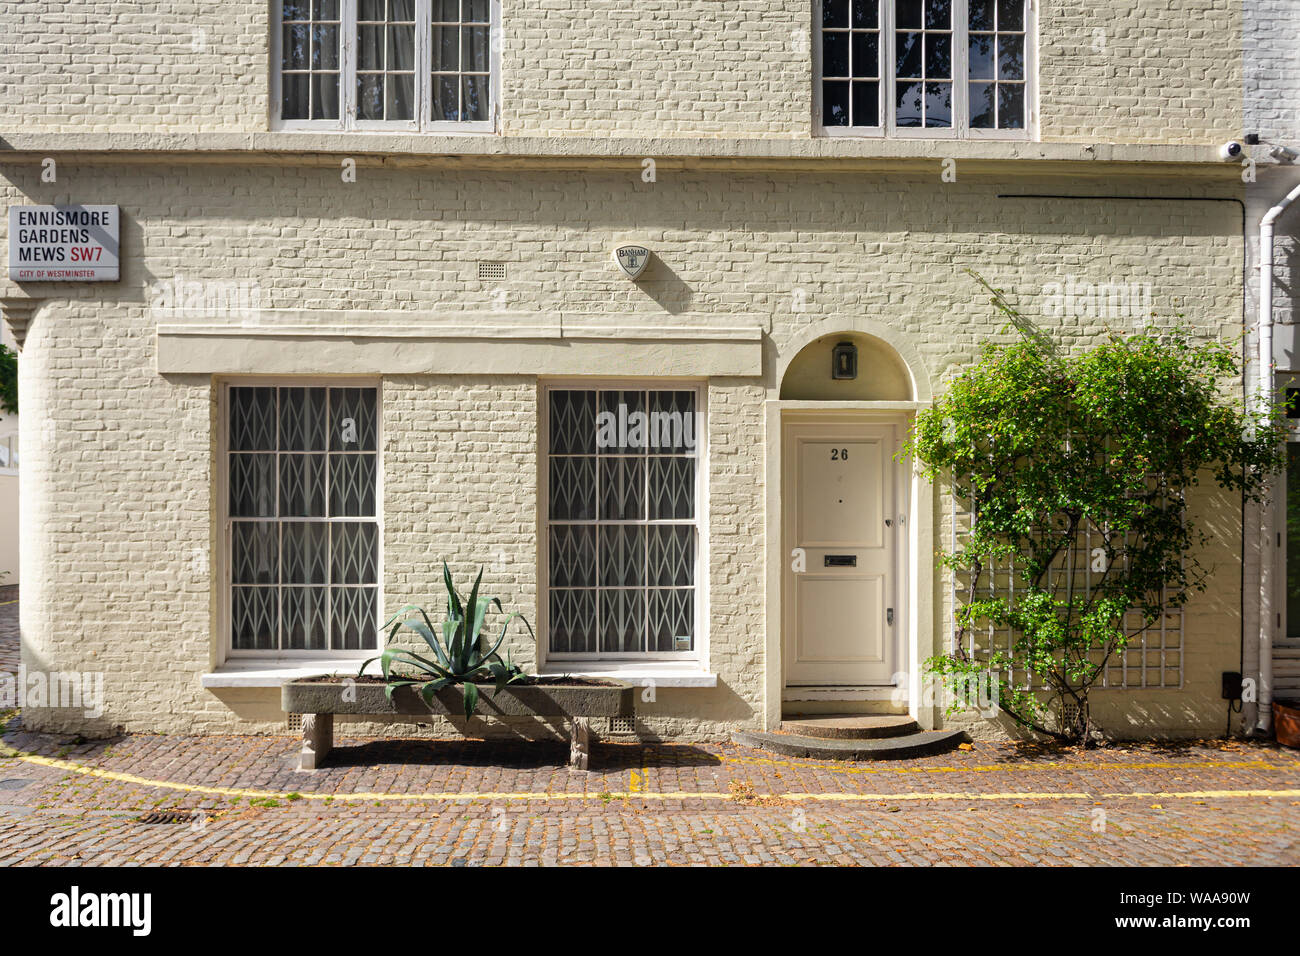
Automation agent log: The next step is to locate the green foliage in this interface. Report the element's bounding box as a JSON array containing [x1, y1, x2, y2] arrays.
[[360, 562, 535, 720], [905, 275, 1286, 744], [0, 345, 15, 415]]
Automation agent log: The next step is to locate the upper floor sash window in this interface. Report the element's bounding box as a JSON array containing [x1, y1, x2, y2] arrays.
[[276, 0, 498, 132], [816, 0, 1033, 137]]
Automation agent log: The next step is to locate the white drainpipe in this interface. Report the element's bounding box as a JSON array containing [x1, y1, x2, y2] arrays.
[[1256, 176, 1300, 733]]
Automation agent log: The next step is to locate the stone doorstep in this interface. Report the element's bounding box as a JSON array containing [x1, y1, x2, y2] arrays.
[[731, 728, 969, 761], [778, 714, 920, 740]]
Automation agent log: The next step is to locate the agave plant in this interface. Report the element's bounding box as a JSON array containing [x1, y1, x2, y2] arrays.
[[360, 562, 535, 720]]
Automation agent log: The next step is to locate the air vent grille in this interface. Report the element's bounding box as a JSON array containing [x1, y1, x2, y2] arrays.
[[606, 716, 637, 737], [477, 261, 507, 281]]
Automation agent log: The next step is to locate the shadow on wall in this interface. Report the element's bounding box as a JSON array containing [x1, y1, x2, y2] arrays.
[[780, 332, 913, 401]]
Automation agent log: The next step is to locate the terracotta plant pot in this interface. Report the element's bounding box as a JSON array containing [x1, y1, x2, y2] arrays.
[[1273, 700, 1300, 749]]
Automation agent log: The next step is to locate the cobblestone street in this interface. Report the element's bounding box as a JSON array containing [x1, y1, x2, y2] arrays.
[[1, 599, 1297, 866]]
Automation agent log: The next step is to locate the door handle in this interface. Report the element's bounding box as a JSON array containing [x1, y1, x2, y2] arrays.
[[887, 608, 894, 626]]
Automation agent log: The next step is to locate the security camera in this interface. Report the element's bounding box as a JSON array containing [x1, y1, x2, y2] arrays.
[[1269, 144, 1300, 163], [1219, 141, 1245, 161]]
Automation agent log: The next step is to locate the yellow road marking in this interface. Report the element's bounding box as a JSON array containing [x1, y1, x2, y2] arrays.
[[721, 753, 1281, 776], [2, 747, 1297, 806]]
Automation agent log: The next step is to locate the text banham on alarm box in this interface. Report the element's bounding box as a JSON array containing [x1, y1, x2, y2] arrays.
[[9, 205, 119, 281]]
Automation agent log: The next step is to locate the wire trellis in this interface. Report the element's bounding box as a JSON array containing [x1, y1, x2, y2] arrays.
[[947, 493, 1184, 691]]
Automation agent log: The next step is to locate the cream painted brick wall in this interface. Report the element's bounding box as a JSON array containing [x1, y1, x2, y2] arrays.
[[0, 0, 1244, 144], [3, 162, 1245, 739]]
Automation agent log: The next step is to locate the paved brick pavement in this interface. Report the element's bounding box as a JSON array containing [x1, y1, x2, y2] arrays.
[[1, 597, 1298, 865]]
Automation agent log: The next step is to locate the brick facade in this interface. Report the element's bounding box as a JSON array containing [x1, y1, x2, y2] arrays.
[[0, 1, 1267, 741]]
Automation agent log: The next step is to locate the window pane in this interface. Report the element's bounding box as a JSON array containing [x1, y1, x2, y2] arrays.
[[997, 83, 1025, 128], [284, 0, 310, 19], [462, 74, 490, 121], [823, 31, 849, 76], [648, 525, 693, 587], [433, 24, 458, 72], [462, 25, 489, 70], [896, 31, 922, 77], [851, 0, 878, 28], [357, 73, 384, 119], [432, 74, 459, 120], [550, 526, 597, 588], [332, 587, 377, 651], [823, 80, 850, 126], [232, 522, 278, 584], [600, 525, 645, 587], [387, 72, 415, 120], [851, 31, 878, 78], [358, 24, 384, 70], [824, 0, 849, 28], [330, 454, 377, 516], [435, 0, 460, 21], [232, 587, 277, 650], [598, 390, 646, 454], [282, 522, 330, 584], [389, 24, 416, 69], [647, 390, 697, 453], [895, 0, 922, 29], [358, 0, 386, 20], [280, 387, 327, 451], [283, 587, 329, 650], [969, 81, 995, 127], [550, 589, 597, 653], [279, 453, 327, 517], [282, 73, 309, 120], [896, 80, 923, 126], [314, 24, 339, 69], [312, 73, 340, 119], [924, 0, 950, 29], [391, 0, 416, 19], [968, 33, 994, 79], [331, 388, 377, 450], [333, 522, 379, 584], [549, 456, 596, 520], [231, 387, 277, 450], [315, 0, 339, 18], [997, 0, 1024, 31], [924, 82, 951, 127], [230, 454, 276, 517], [648, 457, 695, 520], [926, 31, 950, 78], [284, 24, 309, 70], [599, 456, 646, 521], [852, 81, 879, 126], [998, 34, 1024, 80], [649, 589, 693, 652], [551, 390, 596, 454], [600, 588, 645, 653], [465, 0, 490, 21]]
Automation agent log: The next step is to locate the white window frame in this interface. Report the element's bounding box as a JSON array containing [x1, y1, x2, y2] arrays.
[[0, 433, 17, 477], [813, 0, 1037, 140], [271, 0, 501, 134], [537, 380, 709, 670], [218, 378, 384, 661]]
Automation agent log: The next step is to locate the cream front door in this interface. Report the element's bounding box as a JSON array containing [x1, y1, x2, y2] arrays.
[[783, 418, 899, 686]]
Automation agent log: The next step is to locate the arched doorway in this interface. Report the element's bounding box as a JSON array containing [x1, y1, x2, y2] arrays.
[[763, 327, 933, 729]]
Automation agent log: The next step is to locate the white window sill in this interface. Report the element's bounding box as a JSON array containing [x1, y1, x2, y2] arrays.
[[204, 660, 718, 689], [200, 659, 366, 689], [538, 663, 717, 688]]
